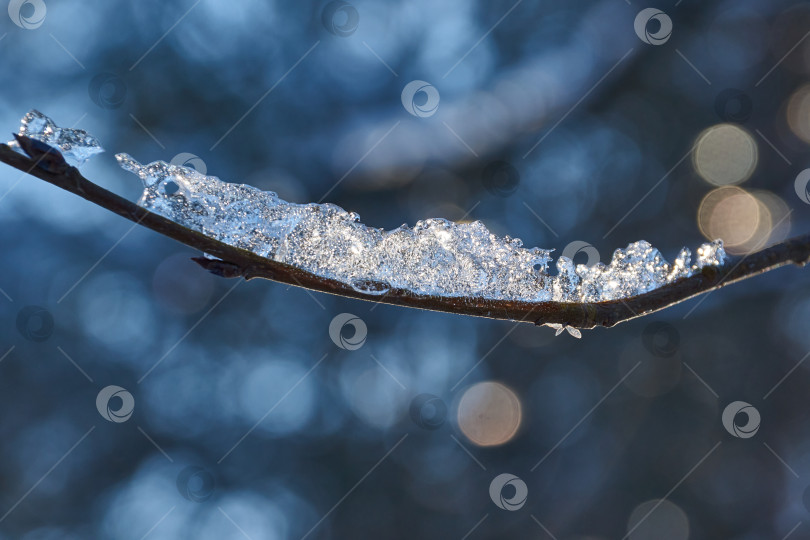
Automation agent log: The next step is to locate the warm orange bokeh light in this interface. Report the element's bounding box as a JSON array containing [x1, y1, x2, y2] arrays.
[[787, 84, 810, 144], [457, 381, 522, 447], [692, 124, 758, 186], [698, 187, 789, 255]]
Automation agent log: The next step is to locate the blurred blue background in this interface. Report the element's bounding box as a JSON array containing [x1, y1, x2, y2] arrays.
[[1, 0, 810, 538]]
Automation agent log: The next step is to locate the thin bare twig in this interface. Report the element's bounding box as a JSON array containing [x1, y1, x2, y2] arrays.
[[1, 142, 808, 329]]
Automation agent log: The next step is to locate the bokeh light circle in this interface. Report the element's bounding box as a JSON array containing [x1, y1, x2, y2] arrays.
[[787, 84, 810, 144], [698, 187, 768, 254], [693, 124, 758, 186], [627, 499, 689, 540], [457, 382, 521, 447], [697, 187, 789, 255]]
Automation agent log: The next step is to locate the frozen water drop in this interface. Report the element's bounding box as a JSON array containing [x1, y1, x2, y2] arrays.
[[8, 110, 103, 166], [351, 279, 391, 295]]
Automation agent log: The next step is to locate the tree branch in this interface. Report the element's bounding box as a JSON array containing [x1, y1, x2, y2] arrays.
[[2, 142, 808, 330]]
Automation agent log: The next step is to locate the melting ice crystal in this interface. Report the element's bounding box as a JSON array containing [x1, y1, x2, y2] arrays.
[[8, 110, 103, 166], [116, 152, 554, 300], [10, 111, 728, 303], [115, 152, 726, 303]]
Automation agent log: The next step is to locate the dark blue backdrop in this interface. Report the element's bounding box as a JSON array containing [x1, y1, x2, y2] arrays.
[[1, 0, 810, 538]]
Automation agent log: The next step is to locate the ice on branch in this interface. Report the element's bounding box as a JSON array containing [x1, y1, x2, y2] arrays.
[[13, 111, 729, 304], [114, 152, 727, 302], [8, 110, 103, 166]]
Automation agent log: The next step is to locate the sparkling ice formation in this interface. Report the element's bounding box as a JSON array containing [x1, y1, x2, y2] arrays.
[[114, 153, 727, 303], [12, 111, 729, 303], [8, 110, 103, 166]]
